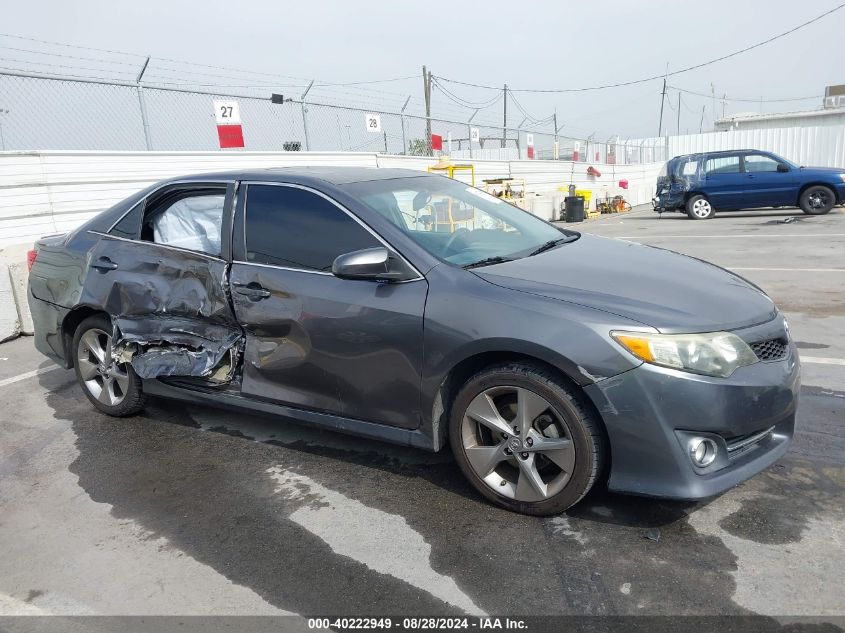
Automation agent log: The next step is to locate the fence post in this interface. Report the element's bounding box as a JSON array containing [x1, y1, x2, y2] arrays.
[[136, 56, 153, 150], [400, 95, 411, 156], [301, 80, 314, 151], [468, 108, 479, 160]]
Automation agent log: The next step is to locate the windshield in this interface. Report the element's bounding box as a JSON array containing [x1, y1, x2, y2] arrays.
[[344, 175, 575, 267]]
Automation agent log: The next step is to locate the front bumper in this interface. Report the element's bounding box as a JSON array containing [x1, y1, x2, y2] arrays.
[[584, 323, 800, 499]]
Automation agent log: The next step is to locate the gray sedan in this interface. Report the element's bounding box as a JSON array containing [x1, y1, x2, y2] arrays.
[[28, 167, 799, 515]]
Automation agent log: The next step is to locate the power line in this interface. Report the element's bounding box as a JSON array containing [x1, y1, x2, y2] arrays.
[[430, 77, 503, 109], [508, 90, 553, 125], [0, 32, 419, 96], [669, 85, 822, 103], [434, 4, 845, 93], [0, 44, 142, 66], [0, 33, 144, 58], [0, 58, 136, 77]]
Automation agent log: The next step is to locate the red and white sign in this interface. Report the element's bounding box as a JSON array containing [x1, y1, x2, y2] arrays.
[[573, 141, 580, 162], [431, 134, 443, 151], [213, 99, 244, 149], [526, 133, 534, 159]]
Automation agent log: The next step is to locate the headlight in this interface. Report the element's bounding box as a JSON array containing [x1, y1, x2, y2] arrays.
[[839, 173, 845, 182], [611, 330, 758, 378]]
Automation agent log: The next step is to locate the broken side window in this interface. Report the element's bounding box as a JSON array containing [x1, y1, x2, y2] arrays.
[[149, 194, 226, 257]]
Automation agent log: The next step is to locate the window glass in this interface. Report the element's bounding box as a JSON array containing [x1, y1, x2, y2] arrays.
[[109, 201, 143, 239], [150, 194, 225, 256], [680, 160, 699, 176], [244, 185, 380, 271], [705, 156, 741, 174], [744, 155, 781, 173], [344, 175, 568, 267]]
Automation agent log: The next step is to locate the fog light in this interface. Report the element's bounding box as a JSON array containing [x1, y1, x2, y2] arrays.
[[689, 438, 718, 467]]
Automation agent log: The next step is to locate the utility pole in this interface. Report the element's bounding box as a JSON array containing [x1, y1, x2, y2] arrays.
[[699, 105, 705, 133], [136, 56, 153, 150], [677, 92, 681, 136], [502, 84, 507, 148], [467, 108, 479, 160], [422, 66, 432, 154], [657, 76, 667, 138], [710, 83, 716, 122], [400, 95, 411, 155], [721, 93, 727, 119], [301, 80, 314, 151]]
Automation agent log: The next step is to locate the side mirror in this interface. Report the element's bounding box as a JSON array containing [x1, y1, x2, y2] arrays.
[[777, 163, 790, 173], [332, 247, 416, 282]]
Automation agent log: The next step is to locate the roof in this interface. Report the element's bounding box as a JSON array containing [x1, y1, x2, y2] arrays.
[[165, 166, 432, 186], [715, 106, 845, 125]]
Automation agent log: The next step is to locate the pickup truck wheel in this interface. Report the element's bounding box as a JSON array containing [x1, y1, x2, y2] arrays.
[[73, 314, 146, 417], [449, 362, 605, 516], [686, 195, 715, 220], [799, 186, 835, 215]]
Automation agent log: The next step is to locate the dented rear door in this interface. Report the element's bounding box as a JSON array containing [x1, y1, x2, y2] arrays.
[[79, 182, 243, 381]]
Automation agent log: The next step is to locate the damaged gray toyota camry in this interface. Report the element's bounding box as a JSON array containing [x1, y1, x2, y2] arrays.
[[28, 167, 799, 515]]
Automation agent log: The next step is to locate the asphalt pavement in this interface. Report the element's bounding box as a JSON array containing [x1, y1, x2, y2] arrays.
[[0, 205, 842, 620]]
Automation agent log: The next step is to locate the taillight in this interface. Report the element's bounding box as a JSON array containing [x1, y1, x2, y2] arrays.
[[27, 249, 37, 272]]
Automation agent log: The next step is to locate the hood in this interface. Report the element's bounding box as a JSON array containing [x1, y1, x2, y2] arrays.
[[799, 165, 845, 175], [474, 234, 777, 333]]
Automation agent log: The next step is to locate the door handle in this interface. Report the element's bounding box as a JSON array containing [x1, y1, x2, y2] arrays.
[[90, 257, 118, 271], [233, 282, 271, 300]]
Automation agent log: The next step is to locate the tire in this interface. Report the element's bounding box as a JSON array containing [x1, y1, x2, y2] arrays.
[[449, 362, 605, 516], [72, 314, 146, 417], [799, 185, 835, 215], [686, 194, 715, 220]]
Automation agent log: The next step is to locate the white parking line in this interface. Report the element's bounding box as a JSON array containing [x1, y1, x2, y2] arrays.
[[729, 268, 845, 272], [801, 356, 845, 366], [618, 234, 845, 239], [0, 365, 62, 389]]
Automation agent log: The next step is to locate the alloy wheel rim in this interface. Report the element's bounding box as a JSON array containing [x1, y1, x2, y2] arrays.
[[809, 191, 827, 208], [692, 199, 711, 217], [77, 328, 129, 406], [461, 386, 575, 503]]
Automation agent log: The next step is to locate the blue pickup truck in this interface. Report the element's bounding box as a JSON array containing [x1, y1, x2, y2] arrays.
[[653, 149, 845, 219]]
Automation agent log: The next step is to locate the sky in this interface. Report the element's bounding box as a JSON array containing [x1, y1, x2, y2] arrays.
[[1, 0, 844, 140]]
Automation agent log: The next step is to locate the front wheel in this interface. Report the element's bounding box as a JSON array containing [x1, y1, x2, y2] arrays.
[[799, 186, 835, 215], [686, 195, 715, 220], [449, 363, 605, 516], [72, 314, 146, 417]]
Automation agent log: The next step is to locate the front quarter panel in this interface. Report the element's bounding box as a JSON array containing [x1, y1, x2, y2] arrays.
[[420, 264, 647, 429]]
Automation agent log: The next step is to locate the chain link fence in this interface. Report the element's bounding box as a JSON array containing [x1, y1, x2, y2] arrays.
[[0, 71, 666, 164]]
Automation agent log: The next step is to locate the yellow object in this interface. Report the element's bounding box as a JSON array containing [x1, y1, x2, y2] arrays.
[[427, 162, 476, 186], [557, 187, 593, 210]]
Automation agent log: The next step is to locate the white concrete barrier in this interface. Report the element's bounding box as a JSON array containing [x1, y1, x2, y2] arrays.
[[0, 265, 21, 342]]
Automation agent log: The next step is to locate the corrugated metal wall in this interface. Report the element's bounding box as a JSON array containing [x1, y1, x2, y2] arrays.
[[0, 151, 664, 246], [658, 125, 845, 168]]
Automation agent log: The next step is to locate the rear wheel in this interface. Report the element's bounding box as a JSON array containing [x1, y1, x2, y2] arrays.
[[799, 185, 835, 215], [686, 195, 715, 220], [72, 314, 145, 416], [449, 362, 605, 516]]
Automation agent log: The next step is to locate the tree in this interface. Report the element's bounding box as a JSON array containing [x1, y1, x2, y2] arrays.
[[407, 138, 429, 157]]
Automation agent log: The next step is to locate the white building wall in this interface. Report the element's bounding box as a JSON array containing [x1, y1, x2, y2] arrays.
[[664, 125, 845, 168]]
